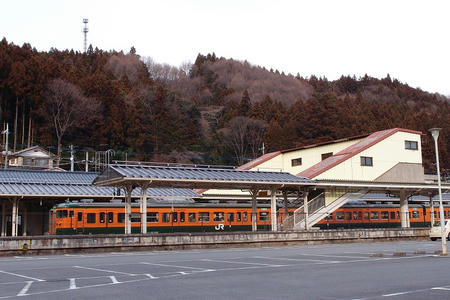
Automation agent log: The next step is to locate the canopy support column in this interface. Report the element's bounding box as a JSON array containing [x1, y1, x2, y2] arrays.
[[140, 184, 149, 234], [283, 191, 289, 219], [271, 189, 277, 232], [303, 191, 309, 230], [400, 190, 410, 228], [11, 198, 19, 237], [124, 185, 133, 234], [22, 204, 27, 236], [430, 195, 435, 226], [251, 189, 259, 232], [1, 201, 6, 236]]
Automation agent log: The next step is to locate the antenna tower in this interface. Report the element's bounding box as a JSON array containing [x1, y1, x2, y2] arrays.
[[83, 19, 89, 52]]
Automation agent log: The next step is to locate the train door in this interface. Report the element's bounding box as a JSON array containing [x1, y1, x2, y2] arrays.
[[76, 211, 84, 234], [235, 210, 248, 230]]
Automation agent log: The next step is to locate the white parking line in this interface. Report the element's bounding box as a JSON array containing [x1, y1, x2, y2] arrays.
[[202, 258, 285, 267], [68, 278, 77, 290], [109, 276, 120, 284], [253, 256, 340, 263], [16, 281, 33, 296], [140, 261, 213, 271], [0, 270, 45, 282], [73, 266, 135, 276]]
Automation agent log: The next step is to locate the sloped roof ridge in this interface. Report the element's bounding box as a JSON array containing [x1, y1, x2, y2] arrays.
[[298, 128, 422, 179]]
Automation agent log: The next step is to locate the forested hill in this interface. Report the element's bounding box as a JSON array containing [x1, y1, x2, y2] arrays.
[[0, 39, 448, 173]]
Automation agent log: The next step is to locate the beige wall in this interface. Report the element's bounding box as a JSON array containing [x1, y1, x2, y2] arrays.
[[316, 131, 422, 181]]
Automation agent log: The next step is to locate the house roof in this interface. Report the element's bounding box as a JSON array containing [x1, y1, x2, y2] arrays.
[[10, 146, 57, 158], [236, 151, 281, 171], [298, 128, 422, 179]]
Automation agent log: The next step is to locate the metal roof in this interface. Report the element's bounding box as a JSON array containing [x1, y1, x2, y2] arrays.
[[93, 164, 314, 190], [0, 169, 97, 185], [362, 192, 450, 201], [0, 182, 199, 198]]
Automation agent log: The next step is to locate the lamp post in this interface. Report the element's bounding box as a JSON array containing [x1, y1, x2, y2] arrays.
[[429, 128, 447, 255]]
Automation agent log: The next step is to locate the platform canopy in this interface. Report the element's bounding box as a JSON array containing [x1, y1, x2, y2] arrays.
[[93, 164, 314, 190]]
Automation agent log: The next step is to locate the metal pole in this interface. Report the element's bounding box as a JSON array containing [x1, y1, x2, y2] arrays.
[[85, 152, 89, 172], [2, 124, 9, 169], [429, 128, 447, 255], [270, 189, 277, 232], [70, 145, 74, 172]]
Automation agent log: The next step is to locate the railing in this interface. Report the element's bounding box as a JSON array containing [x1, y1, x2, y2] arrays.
[[293, 193, 325, 228]]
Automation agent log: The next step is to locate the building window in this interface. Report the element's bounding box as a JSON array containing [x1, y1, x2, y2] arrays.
[[291, 158, 302, 167], [405, 140, 418, 150], [361, 156, 373, 166], [321, 152, 333, 160]]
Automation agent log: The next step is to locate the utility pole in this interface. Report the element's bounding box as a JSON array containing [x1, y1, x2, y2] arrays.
[[70, 145, 74, 172], [2, 124, 9, 169], [85, 151, 89, 172]]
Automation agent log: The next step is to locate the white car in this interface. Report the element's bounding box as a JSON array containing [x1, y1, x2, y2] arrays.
[[429, 220, 450, 241]]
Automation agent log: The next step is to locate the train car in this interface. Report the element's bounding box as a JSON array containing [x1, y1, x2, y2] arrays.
[[50, 201, 447, 234], [315, 202, 448, 229], [49, 202, 289, 235]]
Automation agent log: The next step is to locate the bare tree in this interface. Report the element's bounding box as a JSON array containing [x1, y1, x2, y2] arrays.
[[44, 79, 99, 165], [221, 116, 266, 165]]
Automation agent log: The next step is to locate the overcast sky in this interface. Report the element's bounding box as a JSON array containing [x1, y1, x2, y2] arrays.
[[2, 0, 449, 95]]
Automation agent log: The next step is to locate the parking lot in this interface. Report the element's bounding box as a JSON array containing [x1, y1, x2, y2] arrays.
[[0, 240, 449, 299]]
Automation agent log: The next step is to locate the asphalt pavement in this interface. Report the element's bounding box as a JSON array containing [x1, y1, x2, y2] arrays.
[[0, 240, 449, 299]]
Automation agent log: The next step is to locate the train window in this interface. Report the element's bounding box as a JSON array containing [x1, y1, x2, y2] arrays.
[[172, 212, 178, 222], [199, 212, 210, 222], [364, 212, 369, 220], [214, 212, 225, 222], [131, 213, 140, 223], [243, 212, 248, 222], [180, 212, 185, 222], [227, 213, 234, 222], [412, 211, 420, 219], [162, 213, 170, 223], [336, 212, 344, 220], [108, 212, 114, 223], [100, 212, 106, 223], [345, 212, 352, 220], [118, 213, 125, 223], [326, 213, 333, 220], [188, 213, 196, 222], [69, 210, 74, 217], [396, 212, 400, 219], [259, 212, 269, 221], [77, 212, 83, 221], [56, 210, 68, 219], [87, 213, 96, 224], [370, 211, 379, 220], [353, 212, 362, 220], [237, 212, 241, 221], [434, 211, 437, 218], [390, 212, 396, 220], [147, 212, 159, 223], [381, 211, 389, 220]]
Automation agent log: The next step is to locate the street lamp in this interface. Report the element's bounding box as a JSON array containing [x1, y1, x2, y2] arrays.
[[429, 128, 447, 255]]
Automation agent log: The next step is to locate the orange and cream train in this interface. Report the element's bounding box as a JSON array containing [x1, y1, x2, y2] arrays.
[[50, 202, 446, 234]]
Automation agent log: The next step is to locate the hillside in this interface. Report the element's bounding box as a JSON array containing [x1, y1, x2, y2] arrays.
[[0, 40, 448, 174]]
